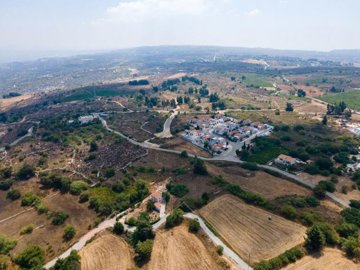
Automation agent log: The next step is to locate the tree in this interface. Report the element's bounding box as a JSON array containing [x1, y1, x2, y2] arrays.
[[193, 157, 208, 175], [336, 222, 359, 238], [180, 150, 188, 158], [176, 96, 183, 105], [297, 89, 306, 97], [322, 115, 328, 125], [146, 200, 155, 212], [113, 222, 124, 235], [16, 164, 35, 180], [162, 191, 170, 203], [0, 235, 17, 254], [63, 225, 76, 241], [89, 140, 98, 152], [165, 208, 184, 228], [14, 245, 45, 269], [6, 189, 20, 200], [285, 103, 294, 112], [52, 212, 69, 225], [188, 219, 200, 233], [305, 225, 325, 252], [135, 239, 153, 262], [281, 205, 297, 220], [53, 250, 81, 270]]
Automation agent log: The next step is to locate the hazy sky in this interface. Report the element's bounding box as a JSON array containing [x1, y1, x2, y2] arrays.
[[0, 0, 359, 54]]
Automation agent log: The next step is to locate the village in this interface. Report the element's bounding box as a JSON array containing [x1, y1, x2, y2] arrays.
[[182, 114, 273, 155]]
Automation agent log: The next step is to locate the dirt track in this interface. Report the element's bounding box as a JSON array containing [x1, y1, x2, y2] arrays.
[[148, 223, 227, 270], [80, 232, 134, 270], [286, 248, 358, 270], [200, 194, 307, 263]]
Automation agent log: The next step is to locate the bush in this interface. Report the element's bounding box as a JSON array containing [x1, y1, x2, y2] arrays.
[[6, 189, 20, 200], [342, 237, 360, 260], [341, 208, 360, 227], [53, 250, 81, 270], [216, 245, 224, 255], [336, 222, 359, 238], [299, 211, 323, 226], [281, 205, 297, 220], [166, 183, 189, 198], [146, 200, 155, 212], [125, 217, 137, 226], [254, 247, 305, 270], [52, 212, 69, 225], [349, 200, 360, 209], [113, 222, 124, 235], [16, 164, 35, 180], [0, 180, 13, 191], [165, 208, 184, 228], [70, 181, 89, 195], [188, 219, 200, 233], [21, 192, 41, 207], [63, 225, 76, 241], [135, 240, 153, 262], [20, 225, 34, 235], [111, 180, 125, 193], [0, 235, 17, 254], [226, 184, 273, 209], [240, 162, 258, 171], [313, 185, 326, 199], [318, 180, 336, 193], [14, 245, 45, 269], [104, 168, 115, 178], [317, 222, 339, 245]]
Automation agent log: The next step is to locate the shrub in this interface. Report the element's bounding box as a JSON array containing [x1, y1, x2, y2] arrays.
[[318, 180, 336, 193], [111, 180, 125, 193], [342, 237, 360, 260], [305, 196, 320, 207], [146, 200, 155, 212], [254, 247, 305, 270], [173, 168, 186, 175], [216, 245, 224, 255], [104, 168, 115, 178], [125, 217, 137, 226], [313, 185, 326, 199], [0, 235, 17, 254], [70, 181, 89, 195], [16, 164, 35, 180], [349, 200, 360, 209], [52, 212, 69, 225], [63, 225, 76, 241], [166, 183, 189, 198], [188, 219, 200, 233], [6, 189, 20, 200], [317, 222, 339, 245], [165, 208, 184, 228], [79, 191, 89, 203], [20, 225, 34, 235], [113, 222, 124, 235], [299, 211, 323, 226], [281, 205, 297, 220]]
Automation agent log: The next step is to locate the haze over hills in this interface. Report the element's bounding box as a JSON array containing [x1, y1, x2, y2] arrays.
[[0, 45, 359, 96]]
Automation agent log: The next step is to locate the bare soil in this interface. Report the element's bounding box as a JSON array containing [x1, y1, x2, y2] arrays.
[[80, 231, 135, 270], [200, 194, 307, 263]]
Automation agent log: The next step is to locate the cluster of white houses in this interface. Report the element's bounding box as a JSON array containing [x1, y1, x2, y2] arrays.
[[182, 115, 273, 154]]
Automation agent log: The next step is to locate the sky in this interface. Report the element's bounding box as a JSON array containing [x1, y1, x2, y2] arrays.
[[0, 0, 359, 60]]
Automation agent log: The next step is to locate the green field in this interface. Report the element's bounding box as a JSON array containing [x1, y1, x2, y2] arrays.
[[319, 90, 360, 110], [241, 74, 273, 88]]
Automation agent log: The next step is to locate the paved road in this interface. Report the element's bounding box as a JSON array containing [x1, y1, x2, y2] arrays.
[[101, 117, 349, 208], [155, 107, 179, 138], [0, 126, 33, 152]]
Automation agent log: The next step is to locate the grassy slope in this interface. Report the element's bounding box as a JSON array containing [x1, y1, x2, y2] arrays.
[[319, 90, 360, 110]]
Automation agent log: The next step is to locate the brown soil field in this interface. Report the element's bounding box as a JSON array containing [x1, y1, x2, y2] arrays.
[[286, 248, 358, 270], [0, 94, 33, 111], [0, 182, 97, 260], [148, 222, 229, 270], [295, 100, 327, 115], [200, 194, 307, 263], [80, 232, 135, 270], [206, 163, 311, 199]]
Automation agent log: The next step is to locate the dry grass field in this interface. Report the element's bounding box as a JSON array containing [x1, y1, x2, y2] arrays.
[[0, 94, 33, 111], [285, 248, 358, 270], [148, 222, 230, 270], [206, 163, 311, 200], [200, 194, 307, 263], [80, 232, 135, 270]]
